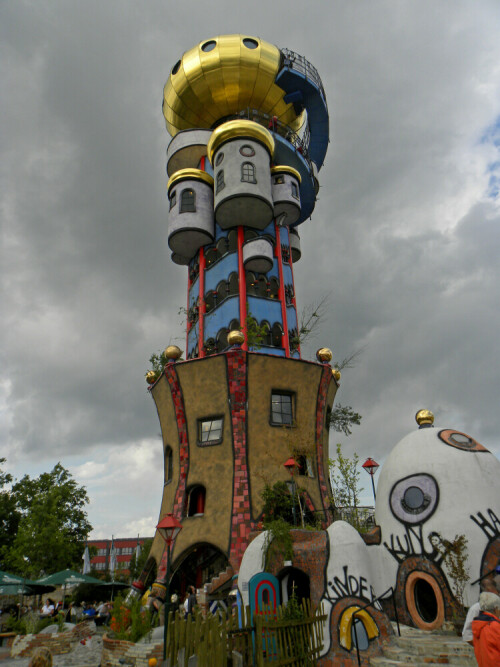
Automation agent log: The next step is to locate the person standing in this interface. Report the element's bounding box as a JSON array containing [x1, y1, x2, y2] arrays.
[[471, 592, 500, 667], [187, 586, 197, 616]]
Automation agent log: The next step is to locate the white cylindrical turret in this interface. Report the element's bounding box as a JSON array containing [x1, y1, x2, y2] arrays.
[[271, 166, 301, 225], [242, 237, 274, 274], [208, 120, 275, 230], [167, 169, 214, 260]]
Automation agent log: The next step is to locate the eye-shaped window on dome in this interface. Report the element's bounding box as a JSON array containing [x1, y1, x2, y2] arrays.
[[201, 40, 216, 52], [438, 429, 488, 453], [389, 473, 439, 525], [243, 38, 258, 50]]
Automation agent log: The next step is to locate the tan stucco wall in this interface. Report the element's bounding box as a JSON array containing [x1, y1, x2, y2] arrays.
[[247, 355, 335, 518], [151, 356, 234, 564]]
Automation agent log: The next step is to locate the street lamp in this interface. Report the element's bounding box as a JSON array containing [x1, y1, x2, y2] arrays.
[[156, 513, 182, 663], [283, 457, 298, 527], [362, 458, 380, 504]]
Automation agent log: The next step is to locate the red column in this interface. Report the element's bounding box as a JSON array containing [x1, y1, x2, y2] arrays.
[[287, 227, 301, 359], [237, 226, 248, 351], [275, 223, 290, 357], [198, 247, 206, 358]]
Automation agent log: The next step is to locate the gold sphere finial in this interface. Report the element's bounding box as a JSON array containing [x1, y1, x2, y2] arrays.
[[415, 409, 434, 426], [164, 345, 182, 361], [332, 368, 341, 383], [316, 348, 333, 363], [146, 371, 158, 385], [227, 330, 245, 346]]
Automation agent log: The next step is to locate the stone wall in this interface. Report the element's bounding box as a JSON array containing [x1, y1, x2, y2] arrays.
[[101, 634, 163, 667], [10, 621, 96, 658]]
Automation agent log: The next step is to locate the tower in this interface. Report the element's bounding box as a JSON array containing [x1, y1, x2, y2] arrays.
[[136, 35, 337, 601]]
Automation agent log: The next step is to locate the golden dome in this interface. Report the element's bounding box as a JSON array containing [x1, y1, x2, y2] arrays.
[[415, 409, 434, 426], [167, 168, 214, 195], [163, 35, 304, 137], [164, 345, 182, 360], [271, 165, 302, 183], [227, 329, 245, 346], [146, 371, 158, 385], [207, 120, 275, 163], [316, 347, 332, 363], [332, 368, 341, 382]]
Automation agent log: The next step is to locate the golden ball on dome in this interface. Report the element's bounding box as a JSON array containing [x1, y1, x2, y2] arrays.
[[164, 345, 182, 360], [332, 368, 341, 382], [227, 330, 245, 346], [146, 371, 158, 385], [316, 347, 333, 363], [415, 409, 434, 426]]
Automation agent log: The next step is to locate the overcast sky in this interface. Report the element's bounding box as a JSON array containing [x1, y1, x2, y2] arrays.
[[2, 1, 499, 539]]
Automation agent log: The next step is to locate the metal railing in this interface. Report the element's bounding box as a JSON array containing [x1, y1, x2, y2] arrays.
[[471, 566, 498, 586], [352, 586, 400, 667], [213, 107, 313, 168], [279, 47, 328, 108]]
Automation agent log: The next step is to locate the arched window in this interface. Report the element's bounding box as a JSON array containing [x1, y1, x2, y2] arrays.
[[229, 319, 240, 331], [187, 485, 206, 517], [204, 291, 215, 313], [296, 455, 314, 478], [216, 280, 227, 303], [261, 320, 272, 346], [291, 181, 299, 199], [216, 237, 228, 257], [257, 277, 268, 298], [244, 229, 258, 242], [227, 230, 238, 253], [228, 272, 239, 296], [241, 162, 256, 183], [169, 190, 177, 210], [165, 446, 173, 484], [216, 170, 225, 194], [204, 338, 216, 356], [271, 322, 283, 347], [246, 271, 257, 295], [269, 277, 280, 299], [180, 188, 196, 213], [205, 246, 220, 266], [217, 328, 229, 352]]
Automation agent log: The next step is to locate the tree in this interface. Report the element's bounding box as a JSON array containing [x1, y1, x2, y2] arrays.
[[0, 459, 20, 563], [2, 463, 92, 577], [329, 443, 365, 529]]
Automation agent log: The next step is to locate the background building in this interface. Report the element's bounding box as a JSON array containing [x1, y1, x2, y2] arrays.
[[87, 537, 151, 576]]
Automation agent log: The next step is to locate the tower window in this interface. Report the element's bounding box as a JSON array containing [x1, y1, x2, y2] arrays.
[[215, 151, 224, 166], [216, 170, 225, 193], [169, 191, 177, 210], [271, 392, 294, 426], [165, 446, 173, 484], [274, 175, 284, 184], [241, 162, 257, 183], [198, 417, 224, 446], [180, 188, 196, 213], [291, 181, 299, 200], [297, 455, 314, 478], [187, 485, 206, 516], [240, 144, 255, 157]]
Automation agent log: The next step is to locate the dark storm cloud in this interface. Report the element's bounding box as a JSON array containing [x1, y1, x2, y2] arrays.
[[1, 1, 500, 528]]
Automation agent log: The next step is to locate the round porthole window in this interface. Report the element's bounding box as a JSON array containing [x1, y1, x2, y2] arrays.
[[243, 38, 258, 49], [438, 429, 487, 452], [201, 40, 216, 52], [215, 152, 224, 166], [389, 473, 438, 524], [405, 572, 444, 630], [240, 144, 255, 157]]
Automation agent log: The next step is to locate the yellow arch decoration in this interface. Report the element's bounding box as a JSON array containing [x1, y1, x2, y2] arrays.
[[339, 605, 379, 651]]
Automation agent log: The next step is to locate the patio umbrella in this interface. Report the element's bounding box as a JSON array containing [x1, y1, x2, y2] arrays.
[[34, 569, 103, 607], [34, 569, 103, 587], [91, 580, 130, 601], [0, 570, 55, 595]]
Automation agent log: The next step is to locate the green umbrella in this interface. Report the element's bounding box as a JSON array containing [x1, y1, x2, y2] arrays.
[[0, 570, 55, 595], [34, 569, 102, 587], [34, 569, 103, 607]]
